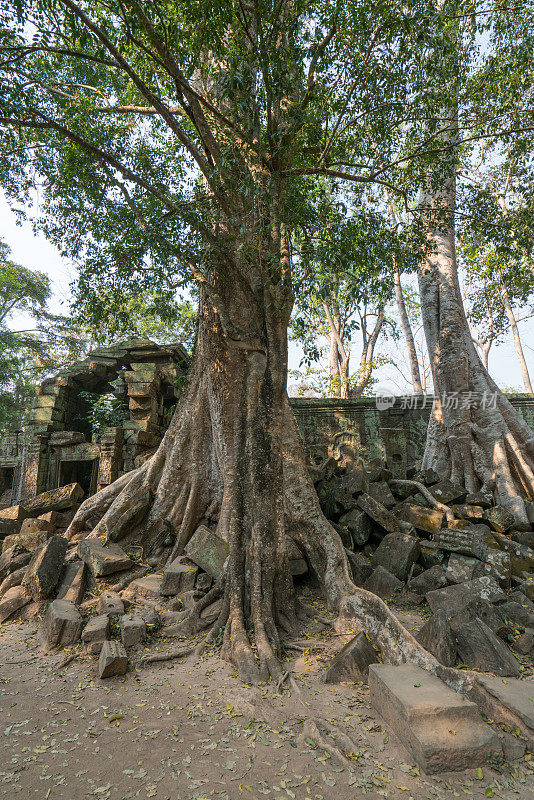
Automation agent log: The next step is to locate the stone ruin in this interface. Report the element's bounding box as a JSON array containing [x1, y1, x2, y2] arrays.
[[0, 337, 189, 508]]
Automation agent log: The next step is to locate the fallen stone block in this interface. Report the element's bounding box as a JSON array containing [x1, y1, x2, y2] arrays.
[[78, 539, 133, 577], [454, 618, 521, 677], [41, 599, 83, 650], [0, 585, 31, 622], [511, 628, 534, 656], [498, 731, 527, 762], [367, 481, 396, 509], [470, 675, 534, 750], [450, 598, 509, 640], [496, 599, 534, 629], [430, 479, 466, 505], [98, 591, 125, 616], [324, 631, 378, 683], [0, 518, 19, 539], [0, 545, 31, 582], [124, 574, 163, 600], [451, 504, 483, 521], [0, 505, 25, 522], [120, 614, 146, 648], [0, 565, 26, 596], [338, 509, 372, 547], [56, 561, 87, 605], [419, 542, 446, 570], [82, 614, 110, 654], [466, 491, 493, 509], [389, 480, 418, 500], [20, 517, 55, 536], [356, 493, 400, 535], [416, 468, 441, 486], [483, 505, 515, 533], [369, 663, 501, 774], [426, 576, 504, 618], [22, 535, 68, 599], [185, 525, 229, 579], [397, 503, 444, 536], [287, 539, 308, 576], [37, 510, 62, 526], [22, 483, 84, 517], [433, 528, 492, 560], [482, 550, 511, 589], [405, 565, 448, 596], [2, 529, 54, 554], [416, 612, 457, 667], [340, 467, 368, 497], [511, 531, 534, 548], [196, 572, 213, 592], [98, 640, 128, 678], [346, 550, 373, 585], [372, 532, 420, 582], [363, 566, 404, 599], [445, 553, 479, 584], [161, 557, 199, 596]]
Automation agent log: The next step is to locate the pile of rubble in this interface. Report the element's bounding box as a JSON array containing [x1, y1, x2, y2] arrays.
[[313, 457, 534, 675], [0, 456, 533, 683]]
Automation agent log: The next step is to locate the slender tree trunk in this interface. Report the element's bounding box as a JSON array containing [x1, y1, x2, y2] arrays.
[[351, 307, 384, 398], [394, 266, 423, 394], [419, 169, 534, 525], [328, 333, 341, 397], [501, 284, 533, 393]]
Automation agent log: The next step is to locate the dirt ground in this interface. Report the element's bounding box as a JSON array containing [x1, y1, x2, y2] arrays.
[[1, 608, 533, 800]]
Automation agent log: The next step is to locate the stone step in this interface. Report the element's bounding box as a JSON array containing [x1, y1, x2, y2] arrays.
[[369, 664, 501, 774], [470, 675, 534, 751]]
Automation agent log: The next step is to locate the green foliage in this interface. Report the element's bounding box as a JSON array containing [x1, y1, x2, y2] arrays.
[[77, 390, 129, 442]]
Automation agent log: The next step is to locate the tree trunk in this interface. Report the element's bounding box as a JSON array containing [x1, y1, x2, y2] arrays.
[[394, 266, 423, 394], [351, 307, 384, 398], [65, 289, 461, 685], [501, 284, 533, 393], [419, 176, 534, 525]]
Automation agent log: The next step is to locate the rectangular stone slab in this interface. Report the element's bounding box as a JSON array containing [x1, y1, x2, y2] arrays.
[[185, 525, 229, 579], [78, 539, 133, 577], [426, 576, 504, 618], [369, 663, 501, 774], [470, 675, 534, 750]]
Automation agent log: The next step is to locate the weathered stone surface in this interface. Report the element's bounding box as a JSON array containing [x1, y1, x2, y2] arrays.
[[426, 576, 504, 617], [406, 565, 448, 596], [430, 479, 466, 505], [324, 632, 378, 683], [340, 467, 368, 497], [120, 614, 146, 648], [20, 517, 55, 536], [483, 506, 515, 533], [482, 550, 511, 588], [471, 675, 534, 749], [23, 483, 84, 516], [417, 468, 441, 486], [78, 539, 133, 577], [466, 491, 493, 509], [0, 505, 25, 522], [433, 528, 491, 560], [2, 529, 53, 554], [0, 565, 26, 595], [98, 640, 128, 678], [496, 599, 534, 629], [511, 531, 534, 548], [0, 585, 31, 622], [389, 480, 418, 500], [22, 535, 68, 599], [419, 542, 446, 570], [82, 614, 110, 654], [0, 545, 31, 582], [450, 598, 509, 640], [372, 532, 420, 581], [161, 557, 199, 596], [41, 599, 83, 650], [367, 481, 396, 509], [451, 504, 483, 521], [185, 525, 229, 579], [287, 539, 308, 576], [356, 493, 402, 535], [346, 550, 373, 585], [397, 503, 443, 535], [445, 553, 479, 584], [56, 561, 87, 604], [454, 618, 521, 676], [98, 590, 125, 616], [338, 509, 372, 547], [0, 518, 19, 539], [363, 566, 404, 599], [124, 574, 163, 600], [416, 612, 457, 667], [512, 628, 534, 655], [196, 572, 213, 592], [369, 664, 501, 774]]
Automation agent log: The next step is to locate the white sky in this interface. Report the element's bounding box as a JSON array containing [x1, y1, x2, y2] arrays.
[[2, 190, 533, 395]]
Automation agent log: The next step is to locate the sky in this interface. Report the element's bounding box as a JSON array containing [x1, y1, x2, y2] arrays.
[[2, 189, 534, 396]]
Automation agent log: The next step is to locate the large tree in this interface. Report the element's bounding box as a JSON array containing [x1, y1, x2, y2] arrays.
[[1, 0, 530, 681]]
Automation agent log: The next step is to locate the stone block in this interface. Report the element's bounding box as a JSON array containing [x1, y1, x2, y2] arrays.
[[471, 675, 534, 750], [483, 506, 515, 533], [369, 663, 501, 774], [397, 503, 444, 535], [512, 628, 534, 656], [56, 561, 87, 605], [98, 591, 125, 616], [78, 539, 133, 577], [22, 483, 84, 516], [416, 612, 457, 667], [466, 491, 493, 509], [430, 479, 466, 505], [120, 614, 146, 648], [338, 509, 372, 547], [367, 481, 396, 509], [324, 632, 378, 683], [372, 532, 420, 581], [0, 585, 31, 622], [346, 550, 373, 585], [450, 597, 509, 640], [451, 504, 483, 521], [356, 493, 400, 535], [496, 599, 534, 629], [0, 566, 26, 596], [185, 525, 229, 579], [37, 511, 62, 526], [124, 574, 163, 600], [419, 542, 446, 570], [22, 535, 68, 599], [340, 467, 368, 497], [426, 576, 504, 618], [389, 480, 418, 500], [287, 539, 308, 576], [0, 518, 19, 539], [196, 572, 212, 592], [98, 640, 128, 678], [160, 557, 199, 596], [82, 614, 110, 654], [2, 529, 53, 554], [445, 553, 479, 584], [511, 531, 534, 549], [0, 505, 25, 522], [0, 545, 31, 582], [482, 550, 511, 589], [455, 618, 521, 676], [406, 565, 448, 596], [41, 599, 83, 650], [363, 566, 404, 599], [433, 528, 493, 560]]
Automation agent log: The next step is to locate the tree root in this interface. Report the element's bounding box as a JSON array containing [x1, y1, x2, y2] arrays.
[[392, 480, 455, 525], [139, 644, 198, 665], [299, 719, 360, 768]]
